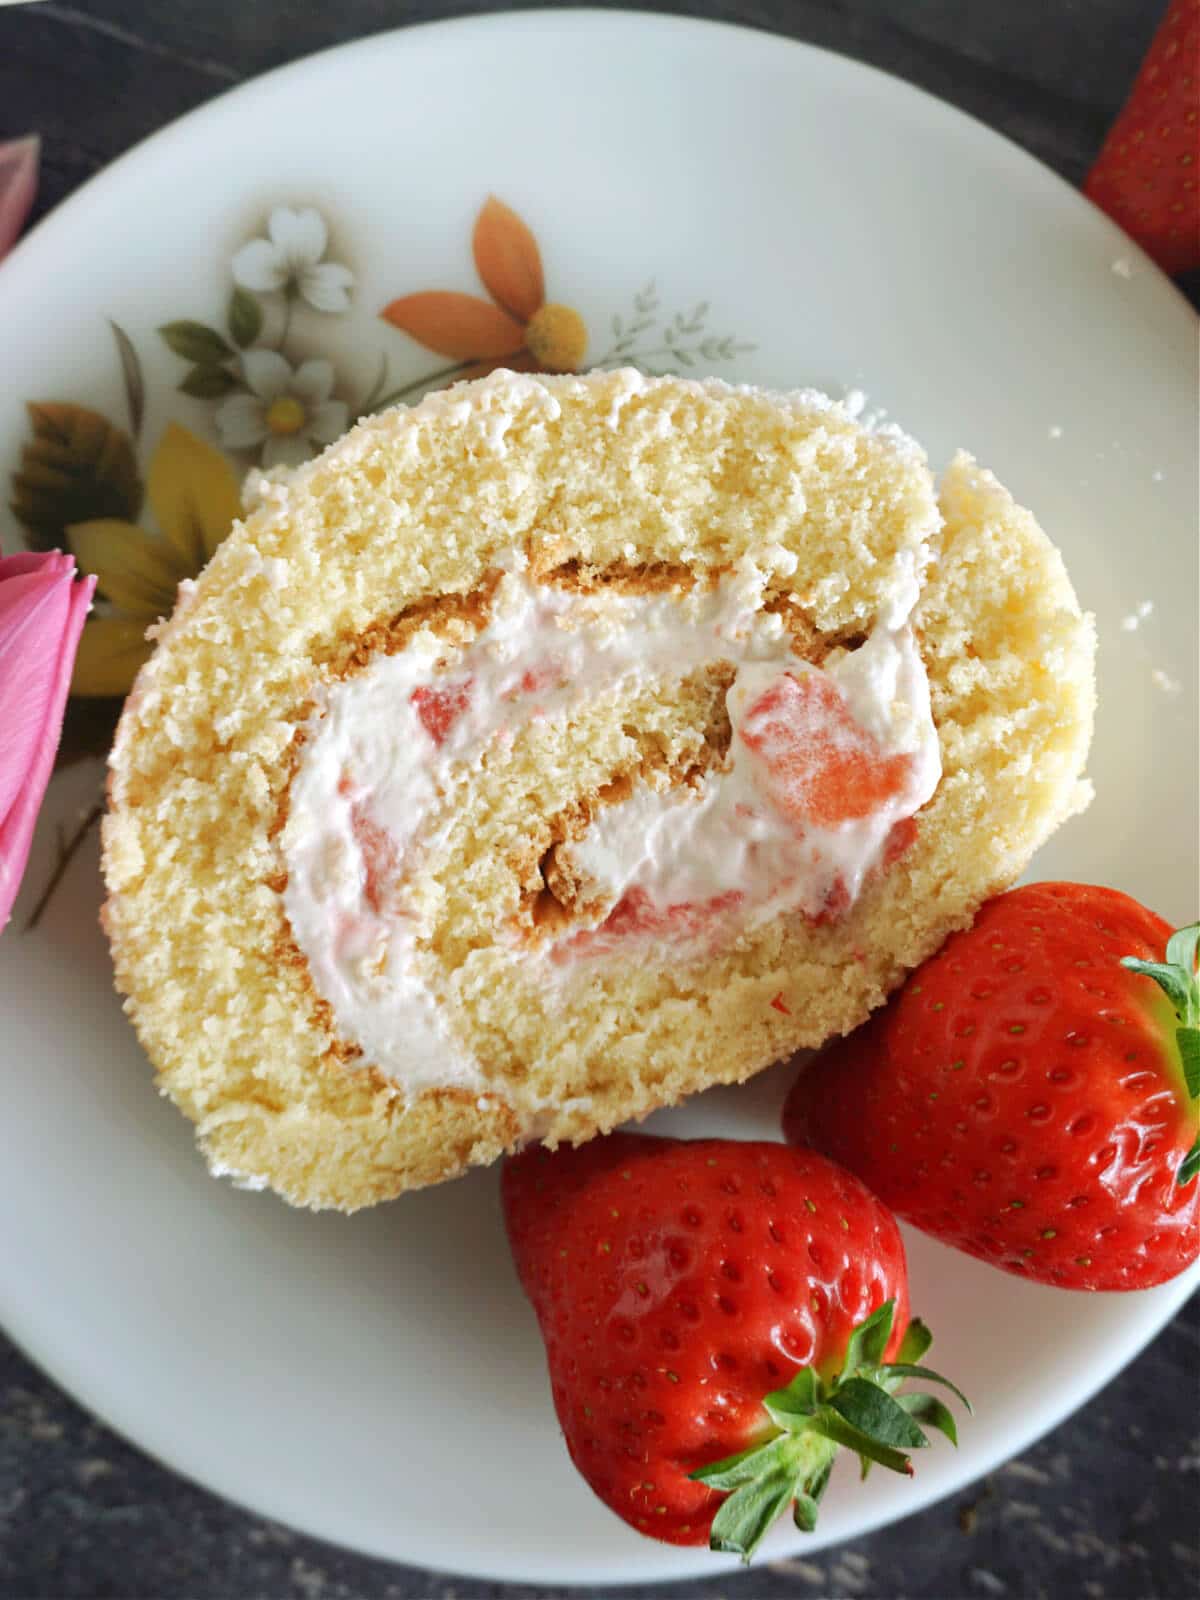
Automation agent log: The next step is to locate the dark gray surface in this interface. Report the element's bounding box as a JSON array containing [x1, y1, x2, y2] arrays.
[[2, 3, 1197, 1597]]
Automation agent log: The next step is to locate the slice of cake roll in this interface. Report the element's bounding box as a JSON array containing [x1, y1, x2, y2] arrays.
[[102, 371, 1096, 1209]]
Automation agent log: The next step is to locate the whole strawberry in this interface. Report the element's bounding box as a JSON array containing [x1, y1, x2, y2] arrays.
[[784, 884, 1200, 1291], [503, 1134, 967, 1560], [1084, 0, 1200, 276]]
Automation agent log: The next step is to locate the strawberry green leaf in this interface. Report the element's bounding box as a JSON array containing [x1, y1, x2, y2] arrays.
[[791, 1449, 835, 1527], [1122, 959, 1192, 1019], [694, 1306, 967, 1559], [839, 1298, 895, 1378], [880, 1319, 934, 1394], [896, 1318, 933, 1366], [762, 1367, 820, 1430], [1124, 922, 1200, 1111], [1178, 1135, 1200, 1188], [1166, 924, 1200, 977], [803, 1455, 834, 1507], [1177, 1029, 1200, 1101], [1124, 921, 1200, 1074], [897, 1392, 960, 1447], [792, 1489, 821, 1532], [878, 1363, 973, 1413], [829, 1379, 930, 1451], [691, 1433, 794, 1491], [709, 1468, 800, 1562], [816, 1406, 914, 1475]]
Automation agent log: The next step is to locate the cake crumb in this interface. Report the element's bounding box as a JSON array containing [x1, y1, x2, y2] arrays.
[[1120, 600, 1154, 632], [1151, 668, 1181, 695], [1048, 425, 1063, 440], [1111, 257, 1135, 279], [842, 388, 867, 418]]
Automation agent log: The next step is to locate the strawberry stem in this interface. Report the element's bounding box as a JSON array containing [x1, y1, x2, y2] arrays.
[[1122, 920, 1200, 1187], [690, 1300, 969, 1563]]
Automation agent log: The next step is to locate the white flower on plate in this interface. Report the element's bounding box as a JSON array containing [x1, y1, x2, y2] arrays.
[[216, 351, 348, 468], [232, 206, 354, 312]]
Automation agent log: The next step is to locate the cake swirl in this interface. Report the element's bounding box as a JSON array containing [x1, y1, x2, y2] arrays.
[[102, 370, 1095, 1209]]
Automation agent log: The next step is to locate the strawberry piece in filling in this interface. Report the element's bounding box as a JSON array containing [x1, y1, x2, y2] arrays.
[[339, 772, 403, 918], [351, 801, 402, 916], [502, 657, 568, 701], [410, 679, 473, 745], [738, 671, 914, 827], [557, 886, 746, 960]]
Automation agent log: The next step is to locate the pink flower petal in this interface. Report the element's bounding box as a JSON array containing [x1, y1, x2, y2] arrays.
[[0, 136, 39, 260], [0, 550, 96, 930]]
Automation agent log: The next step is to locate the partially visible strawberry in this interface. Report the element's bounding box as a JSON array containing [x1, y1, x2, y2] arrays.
[[503, 1134, 968, 1561], [1084, 0, 1200, 276], [784, 884, 1200, 1291]]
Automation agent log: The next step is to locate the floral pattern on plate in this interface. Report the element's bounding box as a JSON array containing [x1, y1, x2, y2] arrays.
[[4, 193, 753, 917]]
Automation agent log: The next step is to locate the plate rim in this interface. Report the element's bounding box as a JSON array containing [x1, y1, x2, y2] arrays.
[[4, 1240, 1197, 1586], [3, 4, 1194, 316], [2, 6, 1197, 1586]]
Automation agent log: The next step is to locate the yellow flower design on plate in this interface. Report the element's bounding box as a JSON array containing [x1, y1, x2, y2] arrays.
[[68, 423, 240, 696]]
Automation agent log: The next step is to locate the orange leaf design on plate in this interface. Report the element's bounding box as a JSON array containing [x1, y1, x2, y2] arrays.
[[473, 197, 544, 323], [379, 291, 525, 360]]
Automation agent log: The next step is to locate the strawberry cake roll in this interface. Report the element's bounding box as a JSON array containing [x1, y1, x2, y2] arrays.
[[102, 370, 1095, 1208]]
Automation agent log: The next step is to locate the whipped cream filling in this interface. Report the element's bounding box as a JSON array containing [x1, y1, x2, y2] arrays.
[[281, 555, 940, 1093], [559, 625, 937, 954]]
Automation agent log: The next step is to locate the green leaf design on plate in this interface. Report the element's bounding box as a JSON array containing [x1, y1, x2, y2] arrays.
[[227, 287, 264, 349], [9, 403, 143, 552], [108, 319, 145, 438], [179, 364, 241, 399], [159, 319, 234, 365]]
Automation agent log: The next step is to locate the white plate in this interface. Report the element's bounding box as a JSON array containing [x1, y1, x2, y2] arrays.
[[1, 10, 1197, 1587]]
